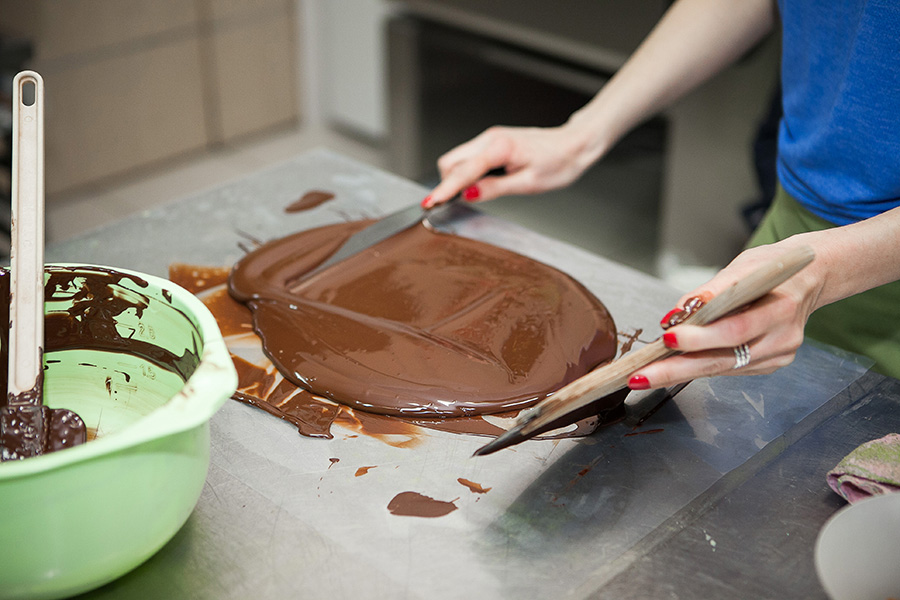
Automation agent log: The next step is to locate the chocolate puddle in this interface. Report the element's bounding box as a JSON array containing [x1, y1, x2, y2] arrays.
[[228, 219, 618, 418], [387, 491, 458, 518]]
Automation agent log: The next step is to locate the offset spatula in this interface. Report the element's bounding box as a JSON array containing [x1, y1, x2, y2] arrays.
[[289, 168, 506, 290], [291, 198, 461, 287], [474, 245, 816, 456], [0, 71, 86, 461]]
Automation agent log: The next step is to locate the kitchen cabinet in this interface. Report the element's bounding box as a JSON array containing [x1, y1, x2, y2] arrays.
[[0, 0, 299, 195]]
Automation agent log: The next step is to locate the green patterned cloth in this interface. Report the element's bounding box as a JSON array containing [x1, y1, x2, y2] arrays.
[[827, 433, 900, 503], [747, 186, 900, 379]]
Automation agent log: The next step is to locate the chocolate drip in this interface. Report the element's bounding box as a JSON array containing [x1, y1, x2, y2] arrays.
[[661, 296, 706, 329]]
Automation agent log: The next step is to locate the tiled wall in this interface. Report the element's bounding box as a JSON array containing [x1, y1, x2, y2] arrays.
[[0, 0, 300, 195]]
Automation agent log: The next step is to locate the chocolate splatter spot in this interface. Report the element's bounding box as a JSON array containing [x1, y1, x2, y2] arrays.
[[286, 190, 335, 213], [457, 478, 491, 494], [387, 492, 458, 518]]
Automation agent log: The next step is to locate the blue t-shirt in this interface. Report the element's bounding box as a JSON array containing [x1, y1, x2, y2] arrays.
[[777, 0, 900, 226]]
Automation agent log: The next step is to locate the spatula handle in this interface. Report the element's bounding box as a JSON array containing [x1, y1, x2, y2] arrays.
[[8, 71, 45, 399], [679, 245, 816, 327]]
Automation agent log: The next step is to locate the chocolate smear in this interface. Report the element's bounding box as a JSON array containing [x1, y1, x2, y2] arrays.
[[168, 264, 231, 294], [387, 491, 458, 518], [624, 428, 664, 437], [285, 190, 335, 213], [457, 478, 491, 494], [661, 296, 706, 329]]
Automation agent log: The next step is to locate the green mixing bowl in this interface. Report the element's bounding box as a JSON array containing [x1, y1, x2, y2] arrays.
[[0, 265, 238, 600]]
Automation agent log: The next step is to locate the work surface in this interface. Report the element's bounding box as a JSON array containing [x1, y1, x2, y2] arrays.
[[50, 150, 898, 599]]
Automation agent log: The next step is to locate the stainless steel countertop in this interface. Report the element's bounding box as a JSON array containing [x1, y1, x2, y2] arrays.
[[52, 150, 887, 599]]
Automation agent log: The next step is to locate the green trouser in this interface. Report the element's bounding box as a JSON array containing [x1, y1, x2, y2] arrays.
[[747, 186, 900, 379]]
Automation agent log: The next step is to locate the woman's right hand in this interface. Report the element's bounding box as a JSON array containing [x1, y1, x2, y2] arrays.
[[422, 124, 594, 208]]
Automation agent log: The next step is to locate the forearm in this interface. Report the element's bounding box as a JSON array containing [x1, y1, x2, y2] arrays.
[[795, 206, 900, 309], [564, 0, 777, 168]]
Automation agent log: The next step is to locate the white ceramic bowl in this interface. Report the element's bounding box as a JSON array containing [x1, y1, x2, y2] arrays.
[[815, 492, 900, 600]]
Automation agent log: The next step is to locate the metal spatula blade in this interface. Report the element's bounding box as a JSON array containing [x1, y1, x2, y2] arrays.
[[289, 169, 506, 291], [0, 71, 85, 461]]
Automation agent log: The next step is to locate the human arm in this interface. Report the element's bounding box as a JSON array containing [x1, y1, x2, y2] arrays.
[[423, 0, 778, 207], [628, 206, 900, 388]]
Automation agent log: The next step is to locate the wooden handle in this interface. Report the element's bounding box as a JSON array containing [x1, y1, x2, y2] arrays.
[[679, 245, 815, 327], [8, 71, 45, 400], [517, 245, 816, 437]]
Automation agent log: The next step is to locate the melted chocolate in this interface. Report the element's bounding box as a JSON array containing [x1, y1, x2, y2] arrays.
[[229, 220, 618, 418], [285, 190, 335, 213], [198, 288, 254, 337], [43, 268, 200, 382], [355, 466, 376, 477], [231, 356, 339, 439], [0, 402, 87, 460], [333, 409, 423, 448], [1, 272, 88, 460], [1, 267, 200, 460], [168, 264, 231, 294], [624, 428, 664, 437], [661, 296, 706, 329], [457, 478, 491, 494], [618, 328, 644, 356], [387, 491, 458, 518]]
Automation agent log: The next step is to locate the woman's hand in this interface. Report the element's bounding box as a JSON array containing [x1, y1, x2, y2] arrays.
[[628, 237, 827, 390], [422, 124, 593, 208], [422, 0, 778, 210]]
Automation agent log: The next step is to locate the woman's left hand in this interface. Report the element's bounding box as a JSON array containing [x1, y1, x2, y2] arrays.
[[628, 237, 826, 390]]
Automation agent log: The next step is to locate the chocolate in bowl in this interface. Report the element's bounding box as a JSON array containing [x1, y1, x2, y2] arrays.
[[0, 265, 237, 599]]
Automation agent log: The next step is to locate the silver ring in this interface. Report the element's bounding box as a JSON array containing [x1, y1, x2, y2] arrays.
[[732, 343, 751, 370]]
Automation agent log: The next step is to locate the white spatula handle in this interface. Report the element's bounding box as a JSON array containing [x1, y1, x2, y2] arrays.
[[8, 71, 45, 399]]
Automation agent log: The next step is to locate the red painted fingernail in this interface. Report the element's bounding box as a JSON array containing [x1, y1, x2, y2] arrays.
[[421, 195, 432, 208], [628, 375, 650, 390], [660, 308, 680, 327], [463, 186, 480, 201], [663, 332, 678, 349]]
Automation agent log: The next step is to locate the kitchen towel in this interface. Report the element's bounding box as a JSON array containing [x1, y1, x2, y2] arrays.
[[827, 433, 900, 503]]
